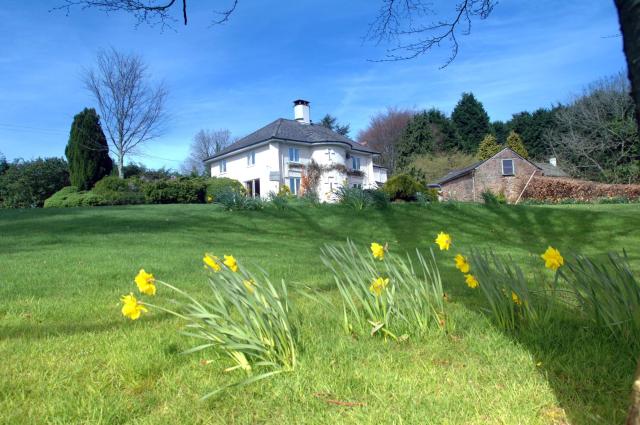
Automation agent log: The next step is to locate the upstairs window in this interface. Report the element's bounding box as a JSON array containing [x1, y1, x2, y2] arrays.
[[352, 156, 361, 170], [219, 159, 227, 173], [288, 147, 300, 162], [502, 159, 515, 176], [247, 151, 256, 166]]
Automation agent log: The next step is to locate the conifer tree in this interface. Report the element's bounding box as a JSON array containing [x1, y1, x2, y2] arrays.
[[65, 108, 113, 190], [451, 92, 491, 153], [476, 134, 501, 160], [506, 131, 529, 158]]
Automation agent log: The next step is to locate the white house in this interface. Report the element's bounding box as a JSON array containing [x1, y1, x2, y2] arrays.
[[204, 100, 387, 202]]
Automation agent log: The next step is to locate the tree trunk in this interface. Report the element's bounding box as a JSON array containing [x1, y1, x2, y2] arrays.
[[613, 2, 640, 423], [117, 154, 124, 179], [615, 0, 640, 128]]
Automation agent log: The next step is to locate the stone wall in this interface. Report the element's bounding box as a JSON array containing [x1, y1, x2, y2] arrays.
[[440, 150, 541, 202]]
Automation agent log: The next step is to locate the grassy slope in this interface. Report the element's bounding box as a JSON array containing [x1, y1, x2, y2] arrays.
[[0, 203, 638, 424]]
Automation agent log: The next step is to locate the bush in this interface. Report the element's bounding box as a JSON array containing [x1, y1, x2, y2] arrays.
[[365, 189, 390, 209], [336, 186, 372, 210], [481, 190, 506, 205], [0, 158, 69, 208], [44, 186, 106, 208], [522, 176, 640, 203], [382, 174, 424, 201], [268, 191, 290, 210], [143, 178, 207, 204], [206, 177, 245, 202], [415, 189, 438, 205], [216, 188, 264, 211], [92, 176, 145, 205]]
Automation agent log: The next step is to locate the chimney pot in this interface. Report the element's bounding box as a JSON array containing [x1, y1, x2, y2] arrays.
[[549, 157, 557, 167], [293, 99, 310, 124]]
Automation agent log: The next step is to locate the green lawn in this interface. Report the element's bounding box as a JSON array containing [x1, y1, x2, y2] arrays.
[[1, 203, 638, 424]]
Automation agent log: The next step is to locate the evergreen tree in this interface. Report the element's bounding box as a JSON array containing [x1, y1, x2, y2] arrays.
[[508, 107, 558, 159], [476, 134, 501, 160], [319, 114, 350, 136], [424, 109, 458, 152], [65, 108, 113, 190], [451, 92, 491, 153], [396, 111, 434, 168], [506, 131, 529, 158], [491, 120, 509, 145]]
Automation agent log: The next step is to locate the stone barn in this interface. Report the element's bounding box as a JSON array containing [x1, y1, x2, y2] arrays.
[[429, 148, 550, 203]]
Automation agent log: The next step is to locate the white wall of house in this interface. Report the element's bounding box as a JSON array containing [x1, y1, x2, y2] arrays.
[[208, 140, 380, 202]]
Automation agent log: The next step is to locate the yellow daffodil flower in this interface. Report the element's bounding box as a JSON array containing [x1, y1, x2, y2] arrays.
[[370, 242, 385, 260], [203, 254, 221, 272], [243, 279, 255, 294], [454, 254, 470, 273], [511, 291, 522, 305], [207, 195, 213, 203], [369, 277, 389, 296], [435, 232, 452, 251], [464, 274, 479, 289], [134, 269, 156, 295], [541, 246, 564, 271], [224, 255, 238, 272], [121, 293, 148, 320]]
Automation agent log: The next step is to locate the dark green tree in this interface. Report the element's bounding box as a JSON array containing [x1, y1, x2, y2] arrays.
[[319, 114, 350, 136], [0, 152, 8, 175], [508, 107, 558, 160], [65, 108, 113, 190], [0, 158, 69, 208], [451, 92, 491, 153], [424, 109, 458, 152], [396, 111, 435, 168], [491, 120, 509, 145]]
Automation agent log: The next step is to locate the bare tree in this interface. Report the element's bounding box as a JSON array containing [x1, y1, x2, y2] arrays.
[[84, 48, 167, 178], [547, 73, 639, 184], [357, 107, 414, 173], [181, 129, 232, 175]]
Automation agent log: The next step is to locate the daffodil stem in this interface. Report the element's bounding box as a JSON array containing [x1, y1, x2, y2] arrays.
[[140, 301, 190, 321]]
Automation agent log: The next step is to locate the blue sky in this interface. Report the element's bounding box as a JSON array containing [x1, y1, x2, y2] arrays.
[[0, 0, 626, 169]]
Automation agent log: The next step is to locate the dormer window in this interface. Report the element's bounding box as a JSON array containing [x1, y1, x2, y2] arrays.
[[502, 159, 515, 176], [352, 156, 361, 170], [247, 151, 256, 166], [288, 147, 300, 162]]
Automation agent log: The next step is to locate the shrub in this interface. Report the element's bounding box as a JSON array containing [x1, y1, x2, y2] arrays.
[[143, 178, 207, 204], [0, 158, 69, 208], [216, 188, 264, 211], [481, 190, 506, 205], [92, 176, 145, 205], [522, 176, 640, 203], [206, 177, 245, 202], [382, 174, 424, 201], [415, 189, 438, 205], [120, 256, 298, 398], [268, 191, 290, 210], [365, 189, 390, 209], [335, 186, 372, 210], [44, 186, 106, 208], [321, 240, 445, 339]]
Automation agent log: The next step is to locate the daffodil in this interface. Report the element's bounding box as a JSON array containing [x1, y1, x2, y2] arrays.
[[121, 293, 148, 320], [207, 195, 214, 203], [435, 232, 452, 251], [369, 277, 389, 296], [134, 269, 156, 295], [464, 274, 479, 289], [370, 242, 385, 260], [454, 254, 470, 273], [223, 255, 238, 272], [511, 291, 522, 305], [243, 279, 255, 294], [203, 253, 221, 272], [541, 246, 564, 271]]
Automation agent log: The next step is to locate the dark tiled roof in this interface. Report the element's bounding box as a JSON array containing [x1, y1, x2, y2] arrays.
[[431, 160, 484, 185], [205, 118, 378, 161], [534, 162, 570, 177]]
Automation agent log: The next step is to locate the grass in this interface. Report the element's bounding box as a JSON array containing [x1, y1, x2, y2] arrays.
[[0, 202, 638, 424]]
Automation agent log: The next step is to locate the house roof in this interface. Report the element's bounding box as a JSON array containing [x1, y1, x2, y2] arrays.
[[429, 147, 542, 186], [204, 118, 379, 162], [534, 162, 570, 177]]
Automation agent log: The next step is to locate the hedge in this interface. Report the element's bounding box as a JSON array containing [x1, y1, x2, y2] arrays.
[[522, 176, 640, 203]]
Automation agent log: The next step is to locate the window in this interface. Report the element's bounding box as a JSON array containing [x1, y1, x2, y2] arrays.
[[245, 179, 260, 197], [288, 147, 300, 162], [352, 183, 362, 189], [502, 159, 515, 176], [219, 159, 227, 173], [289, 177, 301, 195], [247, 151, 256, 166], [352, 156, 361, 170]]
